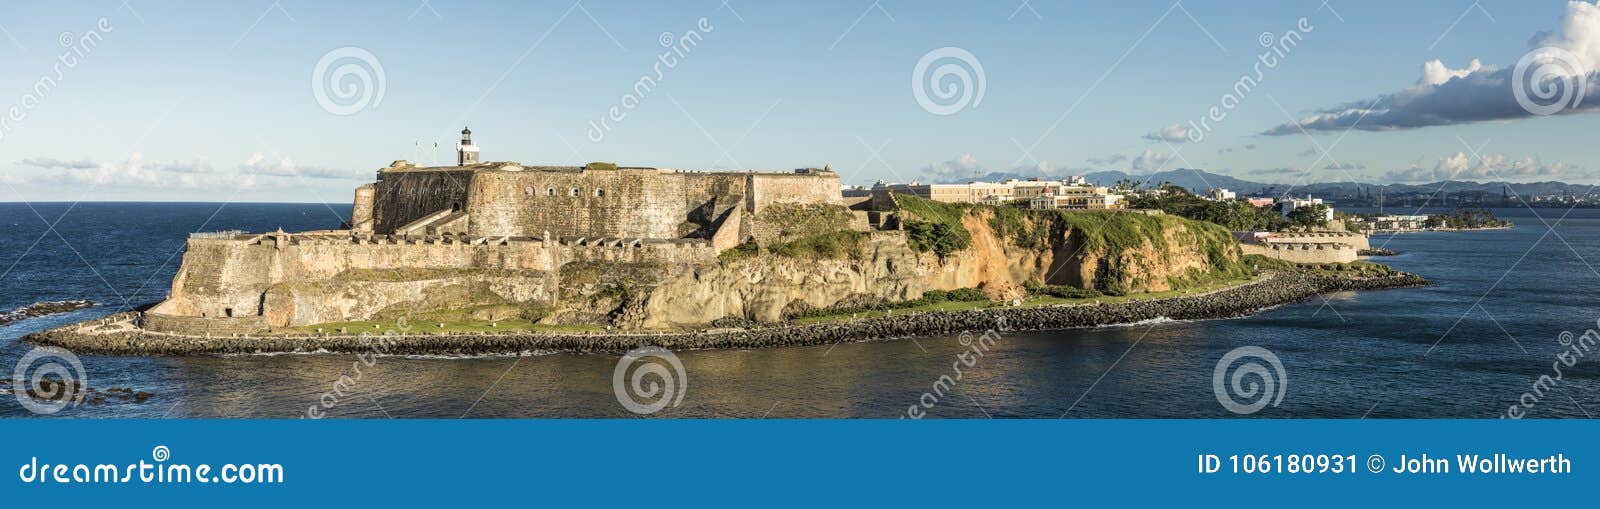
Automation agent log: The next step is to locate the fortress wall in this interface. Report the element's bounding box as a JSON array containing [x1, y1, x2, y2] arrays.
[[368, 168, 839, 241], [162, 237, 559, 325], [749, 173, 841, 213], [468, 169, 693, 239], [556, 240, 716, 265], [1265, 232, 1370, 250], [370, 170, 474, 234], [1240, 242, 1357, 264], [680, 172, 750, 211]]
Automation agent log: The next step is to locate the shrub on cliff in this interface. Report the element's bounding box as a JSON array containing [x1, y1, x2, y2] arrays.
[[904, 221, 970, 257], [895, 194, 974, 258], [719, 240, 760, 261], [770, 230, 865, 260]]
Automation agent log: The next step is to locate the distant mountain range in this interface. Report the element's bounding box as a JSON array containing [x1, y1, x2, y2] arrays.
[[1091, 169, 1600, 200], [935, 169, 1598, 206]]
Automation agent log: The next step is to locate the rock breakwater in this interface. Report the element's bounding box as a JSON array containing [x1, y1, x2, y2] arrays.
[[0, 300, 94, 326], [26, 272, 1428, 356]]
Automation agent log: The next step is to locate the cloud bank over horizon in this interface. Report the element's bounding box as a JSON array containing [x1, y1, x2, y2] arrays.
[[1264, 1, 1600, 135]]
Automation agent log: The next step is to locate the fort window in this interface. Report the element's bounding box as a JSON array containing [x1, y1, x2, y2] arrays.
[[451, 202, 462, 212], [570, 188, 580, 197], [596, 189, 606, 197], [547, 187, 555, 197], [225, 308, 234, 318]]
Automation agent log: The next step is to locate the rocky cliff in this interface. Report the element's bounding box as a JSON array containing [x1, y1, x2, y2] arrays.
[[143, 202, 1245, 333], [620, 202, 1246, 328]]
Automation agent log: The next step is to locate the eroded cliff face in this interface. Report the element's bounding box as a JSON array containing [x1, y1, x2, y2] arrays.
[[911, 208, 1234, 300], [624, 208, 1241, 328], [627, 233, 924, 328]]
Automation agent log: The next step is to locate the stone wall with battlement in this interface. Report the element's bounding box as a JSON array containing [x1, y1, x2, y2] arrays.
[[369, 165, 840, 242], [1260, 232, 1370, 251], [1240, 242, 1358, 264], [145, 231, 725, 331]]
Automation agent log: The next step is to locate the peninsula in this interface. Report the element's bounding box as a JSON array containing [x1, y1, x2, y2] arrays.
[[29, 129, 1427, 355]]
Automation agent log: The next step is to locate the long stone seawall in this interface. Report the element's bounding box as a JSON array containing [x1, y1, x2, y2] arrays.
[[27, 272, 1427, 356]]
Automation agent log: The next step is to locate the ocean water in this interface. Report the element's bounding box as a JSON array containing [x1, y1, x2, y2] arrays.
[[1, 202, 1597, 419]]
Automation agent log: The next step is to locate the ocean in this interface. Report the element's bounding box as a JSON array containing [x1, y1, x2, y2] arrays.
[[1, 202, 1597, 418]]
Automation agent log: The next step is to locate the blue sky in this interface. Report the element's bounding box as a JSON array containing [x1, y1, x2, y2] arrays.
[[1, 0, 1598, 202]]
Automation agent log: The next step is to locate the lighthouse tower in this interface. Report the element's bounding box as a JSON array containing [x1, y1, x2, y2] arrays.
[[456, 126, 480, 166]]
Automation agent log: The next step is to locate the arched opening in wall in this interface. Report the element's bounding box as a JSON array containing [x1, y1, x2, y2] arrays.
[[451, 202, 462, 212], [596, 189, 606, 197], [225, 308, 234, 318], [547, 188, 556, 197], [570, 188, 580, 197]]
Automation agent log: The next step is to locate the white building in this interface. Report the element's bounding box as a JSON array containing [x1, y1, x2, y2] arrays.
[[1207, 188, 1236, 201], [1277, 197, 1333, 222], [873, 177, 1124, 210]]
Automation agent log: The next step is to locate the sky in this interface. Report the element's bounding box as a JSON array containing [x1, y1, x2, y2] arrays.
[[2, 0, 1600, 202]]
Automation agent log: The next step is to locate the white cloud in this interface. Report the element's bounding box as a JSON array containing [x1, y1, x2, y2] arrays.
[[1143, 123, 1195, 143], [1130, 149, 1177, 173], [7, 151, 361, 193], [1419, 58, 1487, 86], [1383, 152, 1583, 182], [921, 153, 983, 180], [1087, 153, 1128, 166], [19, 157, 98, 170], [1324, 162, 1366, 170], [1265, 1, 1600, 134]]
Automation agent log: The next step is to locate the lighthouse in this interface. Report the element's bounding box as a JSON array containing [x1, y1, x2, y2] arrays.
[[456, 126, 480, 166]]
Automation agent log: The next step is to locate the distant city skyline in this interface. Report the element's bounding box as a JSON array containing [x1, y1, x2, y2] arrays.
[[2, 0, 1600, 202]]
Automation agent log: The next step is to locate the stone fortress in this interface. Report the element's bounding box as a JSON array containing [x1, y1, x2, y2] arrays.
[[138, 127, 1366, 337], [144, 128, 859, 334]]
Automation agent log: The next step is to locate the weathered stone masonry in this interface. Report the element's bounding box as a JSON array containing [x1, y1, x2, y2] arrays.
[[144, 158, 843, 334]]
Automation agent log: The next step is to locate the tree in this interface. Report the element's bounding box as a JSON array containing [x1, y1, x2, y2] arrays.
[[1286, 204, 1330, 229]]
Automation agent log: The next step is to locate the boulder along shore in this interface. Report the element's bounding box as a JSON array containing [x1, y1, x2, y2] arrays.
[[25, 272, 1428, 356]]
